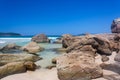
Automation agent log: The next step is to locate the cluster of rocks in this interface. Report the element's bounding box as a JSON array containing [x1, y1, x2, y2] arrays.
[[56, 33, 120, 80], [0, 53, 41, 79], [0, 42, 44, 55], [0, 34, 48, 79]]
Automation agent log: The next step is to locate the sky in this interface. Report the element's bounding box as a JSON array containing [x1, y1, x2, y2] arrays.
[[0, 0, 120, 35]]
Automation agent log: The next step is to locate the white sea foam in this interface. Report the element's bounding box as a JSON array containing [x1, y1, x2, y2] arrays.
[[0, 37, 60, 45], [48, 37, 59, 40], [0, 37, 58, 40], [0, 38, 31, 40]]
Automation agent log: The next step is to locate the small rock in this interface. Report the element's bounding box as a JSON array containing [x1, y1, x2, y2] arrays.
[[52, 58, 57, 64], [46, 65, 56, 69], [101, 55, 109, 62]]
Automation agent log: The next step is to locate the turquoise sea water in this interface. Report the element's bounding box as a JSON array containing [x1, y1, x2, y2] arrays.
[[0, 36, 62, 68]]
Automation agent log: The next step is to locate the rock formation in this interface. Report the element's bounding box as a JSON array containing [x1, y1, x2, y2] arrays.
[[0, 43, 21, 53], [111, 18, 120, 33], [0, 61, 36, 79], [31, 34, 50, 43], [57, 34, 120, 80], [57, 51, 103, 80], [0, 54, 41, 66], [62, 34, 73, 48], [22, 41, 44, 54]]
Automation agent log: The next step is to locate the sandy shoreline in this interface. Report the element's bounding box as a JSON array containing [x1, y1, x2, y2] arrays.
[[1, 68, 59, 80]]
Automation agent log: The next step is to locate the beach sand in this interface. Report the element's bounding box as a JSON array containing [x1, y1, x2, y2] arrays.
[[1, 52, 120, 80], [1, 68, 59, 80]]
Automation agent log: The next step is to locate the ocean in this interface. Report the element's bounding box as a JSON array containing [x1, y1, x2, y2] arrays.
[[0, 36, 62, 68]]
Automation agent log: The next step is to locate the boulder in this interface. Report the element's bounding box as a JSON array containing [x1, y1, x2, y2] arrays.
[[52, 57, 57, 64], [0, 54, 41, 66], [62, 34, 113, 56], [22, 41, 44, 54], [0, 61, 37, 79], [62, 34, 73, 48], [57, 51, 103, 80], [114, 34, 120, 42], [111, 18, 120, 33], [66, 35, 95, 53], [92, 36, 113, 55], [31, 34, 50, 43], [0, 43, 22, 53]]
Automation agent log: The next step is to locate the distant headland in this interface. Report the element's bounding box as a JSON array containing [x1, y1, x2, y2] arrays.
[[0, 32, 21, 36]]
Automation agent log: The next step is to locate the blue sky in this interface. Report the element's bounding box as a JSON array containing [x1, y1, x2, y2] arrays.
[[0, 0, 120, 35]]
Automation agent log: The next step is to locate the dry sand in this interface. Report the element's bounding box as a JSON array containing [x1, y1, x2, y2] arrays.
[[1, 52, 120, 80], [1, 68, 59, 80]]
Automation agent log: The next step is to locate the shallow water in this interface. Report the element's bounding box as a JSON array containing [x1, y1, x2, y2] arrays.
[[36, 43, 62, 68], [0, 38, 62, 68]]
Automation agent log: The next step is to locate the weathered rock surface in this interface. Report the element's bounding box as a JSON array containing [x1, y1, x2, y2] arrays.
[[0, 43, 22, 53], [0, 61, 37, 79], [62, 34, 114, 56], [101, 55, 109, 62], [62, 34, 73, 48], [57, 51, 103, 80], [57, 33, 120, 80], [111, 18, 120, 33], [24, 61, 37, 71], [92, 36, 113, 55], [31, 34, 50, 43], [22, 42, 44, 54], [0, 54, 41, 66]]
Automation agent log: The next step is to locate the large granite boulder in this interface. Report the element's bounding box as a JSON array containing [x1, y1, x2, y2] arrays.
[[111, 18, 120, 33], [0, 61, 36, 79], [0, 43, 22, 53], [0, 54, 41, 66], [22, 42, 44, 54], [57, 51, 103, 80], [31, 34, 50, 43]]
